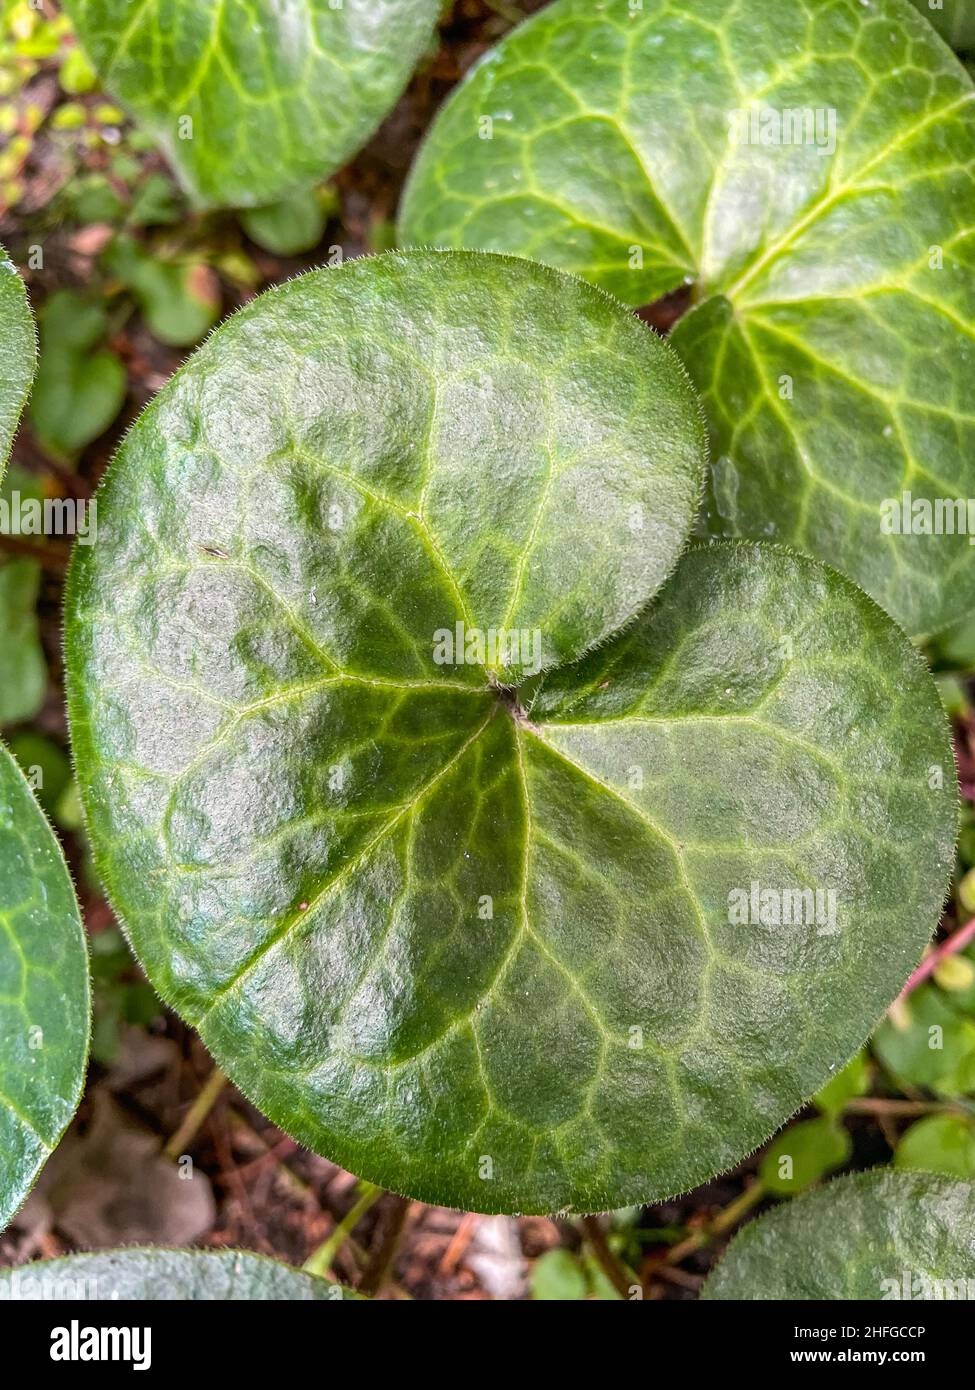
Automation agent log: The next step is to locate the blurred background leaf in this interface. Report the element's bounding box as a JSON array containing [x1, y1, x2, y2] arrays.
[[894, 1112, 975, 1180], [758, 1117, 853, 1196], [0, 466, 45, 725], [29, 288, 125, 460], [240, 185, 337, 257], [102, 233, 220, 347]]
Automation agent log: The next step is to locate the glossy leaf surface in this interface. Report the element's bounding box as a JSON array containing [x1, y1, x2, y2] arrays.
[[400, 0, 975, 637], [0, 744, 89, 1231], [62, 0, 442, 208], [66, 259, 955, 1216]]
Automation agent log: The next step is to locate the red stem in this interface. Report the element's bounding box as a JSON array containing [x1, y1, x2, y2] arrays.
[[900, 916, 975, 999]]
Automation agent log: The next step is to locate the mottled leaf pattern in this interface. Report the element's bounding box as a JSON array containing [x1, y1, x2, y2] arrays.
[[62, 0, 442, 208], [400, 0, 975, 637], [0, 745, 89, 1231], [65, 255, 954, 1211], [703, 1170, 975, 1299]]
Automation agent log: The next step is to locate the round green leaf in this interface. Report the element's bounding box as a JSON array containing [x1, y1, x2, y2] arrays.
[[66, 250, 706, 684], [61, 0, 442, 210], [895, 1111, 975, 1178], [67, 255, 955, 1228], [0, 744, 89, 1232], [0, 246, 35, 482], [914, 0, 975, 51], [400, 0, 975, 638], [703, 1169, 975, 1300], [0, 1247, 356, 1300], [241, 188, 332, 257]]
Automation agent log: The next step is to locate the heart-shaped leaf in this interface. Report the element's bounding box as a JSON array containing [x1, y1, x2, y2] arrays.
[[65, 249, 954, 1213], [0, 1248, 356, 1300], [0, 246, 35, 481], [703, 1170, 975, 1299], [400, 0, 975, 638], [0, 743, 89, 1232], [61, 0, 442, 209]]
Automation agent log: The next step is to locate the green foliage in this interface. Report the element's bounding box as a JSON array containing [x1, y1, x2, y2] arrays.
[[64, 250, 956, 1214], [913, 0, 975, 50], [103, 234, 220, 347], [0, 245, 35, 477], [895, 1111, 975, 1178], [530, 1246, 622, 1300], [241, 187, 337, 257], [29, 289, 126, 461], [0, 1247, 355, 1299], [929, 614, 975, 674], [874, 982, 975, 1096], [400, 0, 975, 638], [813, 1050, 870, 1118], [89, 926, 161, 1066], [0, 552, 44, 726], [0, 743, 89, 1232], [703, 1169, 975, 1300], [0, 251, 45, 731], [7, 732, 72, 822], [126, 172, 184, 229], [59, 43, 98, 95], [959, 868, 975, 914], [759, 1117, 852, 1196], [531, 1248, 588, 1300], [0, 466, 45, 728], [61, 0, 442, 209]]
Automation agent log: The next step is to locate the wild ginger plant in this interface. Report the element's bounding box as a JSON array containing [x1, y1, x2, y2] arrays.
[[1, 0, 975, 1302]]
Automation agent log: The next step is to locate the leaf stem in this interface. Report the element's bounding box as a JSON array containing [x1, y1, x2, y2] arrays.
[[481, 0, 528, 23], [304, 1183, 382, 1279], [581, 1214, 635, 1299], [359, 1194, 412, 1296], [844, 1098, 953, 1117], [899, 916, 975, 999], [162, 1065, 228, 1162], [663, 1178, 766, 1268]]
